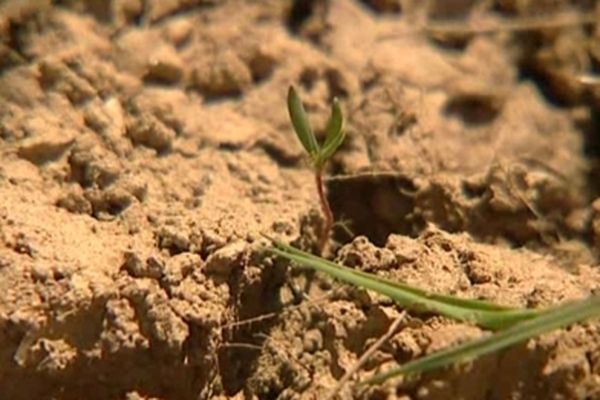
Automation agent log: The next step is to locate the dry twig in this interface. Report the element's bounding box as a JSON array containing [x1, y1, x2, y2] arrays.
[[324, 312, 406, 400]]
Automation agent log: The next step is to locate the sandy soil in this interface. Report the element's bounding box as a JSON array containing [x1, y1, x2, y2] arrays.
[[1, 1, 600, 399]]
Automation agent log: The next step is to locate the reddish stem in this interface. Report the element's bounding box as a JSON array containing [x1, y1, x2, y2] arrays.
[[315, 168, 333, 254]]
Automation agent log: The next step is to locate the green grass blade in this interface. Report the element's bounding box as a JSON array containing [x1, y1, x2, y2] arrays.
[[319, 97, 345, 164], [268, 242, 540, 330], [287, 86, 319, 157], [274, 241, 512, 311], [364, 294, 600, 385]]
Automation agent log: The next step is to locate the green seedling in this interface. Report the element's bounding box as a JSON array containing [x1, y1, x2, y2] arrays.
[[287, 86, 345, 254], [267, 240, 600, 384]]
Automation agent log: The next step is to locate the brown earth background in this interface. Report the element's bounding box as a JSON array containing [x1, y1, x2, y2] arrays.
[[1, 0, 600, 399]]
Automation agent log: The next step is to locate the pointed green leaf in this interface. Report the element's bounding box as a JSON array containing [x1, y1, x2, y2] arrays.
[[318, 97, 345, 165], [272, 240, 509, 311], [268, 241, 540, 330], [323, 98, 343, 146], [287, 86, 319, 157], [364, 294, 600, 385]]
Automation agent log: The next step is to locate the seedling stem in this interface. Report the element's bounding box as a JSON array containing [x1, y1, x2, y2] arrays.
[[315, 167, 334, 253], [286, 86, 345, 254]]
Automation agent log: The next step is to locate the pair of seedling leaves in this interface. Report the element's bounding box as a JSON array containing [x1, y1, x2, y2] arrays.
[[270, 86, 600, 385], [287, 86, 345, 170]]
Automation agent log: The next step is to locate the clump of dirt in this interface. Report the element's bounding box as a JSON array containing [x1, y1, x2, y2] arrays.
[[1, 0, 600, 399]]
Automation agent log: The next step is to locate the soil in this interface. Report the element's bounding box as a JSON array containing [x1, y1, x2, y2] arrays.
[[1, 1, 600, 399]]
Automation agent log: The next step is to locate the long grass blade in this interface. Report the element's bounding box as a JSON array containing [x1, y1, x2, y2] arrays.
[[274, 241, 510, 311], [268, 241, 540, 330], [364, 293, 600, 385]]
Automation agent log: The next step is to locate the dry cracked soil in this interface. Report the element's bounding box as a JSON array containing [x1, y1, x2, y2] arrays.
[[1, 1, 600, 399]]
